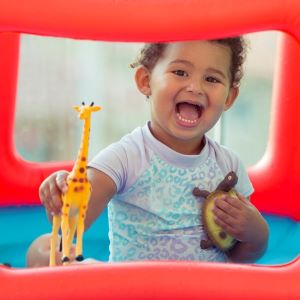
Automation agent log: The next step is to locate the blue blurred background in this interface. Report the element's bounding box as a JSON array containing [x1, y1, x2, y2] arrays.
[[1, 206, 299, 267]]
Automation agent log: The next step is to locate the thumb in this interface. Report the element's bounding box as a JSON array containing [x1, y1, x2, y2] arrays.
[[236, 192, 249, 203], [56, 171, 69, 194]]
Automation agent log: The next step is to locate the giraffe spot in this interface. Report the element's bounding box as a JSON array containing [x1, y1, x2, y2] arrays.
[[82, 214, 85, 218], [81, 156, 86, 161], [66, 203, 70, 207], [79, 167, 85, 173], [74, 187, 79, 192], [64, 213, 68, 217], [79, 178, 84, 183], [219, 231, 227, 239], [72, 178, 78, 182], [83, 205, 87, 209], [79, 186, 85, 191], [85, 178, 88, 182]]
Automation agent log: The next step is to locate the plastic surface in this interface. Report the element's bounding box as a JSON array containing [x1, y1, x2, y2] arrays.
[[0, 0, 300, 299], [1, 259, 300, 300]]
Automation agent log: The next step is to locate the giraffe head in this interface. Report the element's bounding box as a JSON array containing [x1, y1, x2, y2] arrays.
[[73, 102, 101, 120]]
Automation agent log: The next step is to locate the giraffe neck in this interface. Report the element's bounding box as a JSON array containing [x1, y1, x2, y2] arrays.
[[72, 117, 91, 176]]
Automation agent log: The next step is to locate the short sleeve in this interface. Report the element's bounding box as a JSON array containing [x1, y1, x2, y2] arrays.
[[88, 142, 128, 193], [88, 126, 151, 194], [234, 156, 254, 198], [208, 137, 254, 198]]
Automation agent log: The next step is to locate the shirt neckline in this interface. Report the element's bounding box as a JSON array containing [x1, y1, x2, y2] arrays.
[[142, 122, 210, 168]]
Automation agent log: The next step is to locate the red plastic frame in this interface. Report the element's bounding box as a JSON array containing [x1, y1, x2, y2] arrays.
[[1, 1, 300, 299], [1, 0, 300, 221]]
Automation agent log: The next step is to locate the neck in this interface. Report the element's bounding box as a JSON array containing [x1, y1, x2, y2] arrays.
[[167, 138, 205, 155], [73, 117, 90, 171], [148, 122, 205, 155]]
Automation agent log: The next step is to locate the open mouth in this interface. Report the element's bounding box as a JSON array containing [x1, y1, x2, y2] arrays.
[[176, 102, 203, 125]]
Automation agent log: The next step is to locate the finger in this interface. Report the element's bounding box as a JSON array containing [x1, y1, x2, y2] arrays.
[[236, 192, 250, 204], [48, 180, 63, 213], [216, 195, 245, 210], [214, 197, 240, 218], [56, 171, 69, 194], [39, 183, 48, 206], [40, 185, 57, 215], [43, 201, 55, 216], [39, 183, 51, 207], [214, 217, 237, 238], [213, 206, 237, 226]]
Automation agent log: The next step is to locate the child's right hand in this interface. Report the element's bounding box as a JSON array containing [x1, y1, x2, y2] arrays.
[[39, 171, 69, 215]]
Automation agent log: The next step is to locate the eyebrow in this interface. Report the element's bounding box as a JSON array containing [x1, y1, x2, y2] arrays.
[[169, 59, 228, 79], [169, 59, 193, 67], [206, 68, 227, 80]]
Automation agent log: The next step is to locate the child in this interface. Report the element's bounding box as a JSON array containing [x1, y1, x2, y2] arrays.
[[39, 38, 269, 264]]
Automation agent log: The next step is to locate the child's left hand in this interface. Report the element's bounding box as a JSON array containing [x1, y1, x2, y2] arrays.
[[212, 192, 263, 244]]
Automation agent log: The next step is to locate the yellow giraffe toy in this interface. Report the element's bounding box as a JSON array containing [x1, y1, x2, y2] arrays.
[[49, 102, 101, 266]]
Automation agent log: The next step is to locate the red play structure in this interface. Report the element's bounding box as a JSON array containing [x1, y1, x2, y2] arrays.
[[0, 0, 300, 299]]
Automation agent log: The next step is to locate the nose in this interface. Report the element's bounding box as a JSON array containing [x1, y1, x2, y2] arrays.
[[186, 79, 203, 95]]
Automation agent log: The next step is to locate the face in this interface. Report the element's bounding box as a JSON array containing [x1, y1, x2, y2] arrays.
[[136, 41, 238, 155]]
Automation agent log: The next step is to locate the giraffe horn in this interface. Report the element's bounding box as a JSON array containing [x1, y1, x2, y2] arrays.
[[90, 102, 94, 107], [82, 101, 85, 106]]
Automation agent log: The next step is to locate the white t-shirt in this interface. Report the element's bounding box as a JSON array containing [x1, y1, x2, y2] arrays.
[[89, 123, 254, 262]]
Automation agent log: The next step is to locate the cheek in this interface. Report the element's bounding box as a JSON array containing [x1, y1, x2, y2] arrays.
[[205, 98, 225, 122], [209, 104, 226, 120], [150, 75, 174, 94], [210, 88, 230, 105], [150, 98, 164, 115], [149, 97, 172, 121]]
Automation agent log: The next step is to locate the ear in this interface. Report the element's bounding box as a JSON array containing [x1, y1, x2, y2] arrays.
[[135, 66, 152, 97], [73, 105, 81, 112], [224, 87, 239, 111], [91, 106, 101, 112]]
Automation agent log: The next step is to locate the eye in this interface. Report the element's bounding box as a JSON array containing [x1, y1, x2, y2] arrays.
[[205, 76, 221, 83], [173, 70, 188, 77]]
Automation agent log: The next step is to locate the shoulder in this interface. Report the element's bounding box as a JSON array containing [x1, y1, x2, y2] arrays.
[[91, 126, 147, 163], [206, 136, 254, 197], [118, 126, 148, 156], [89, 125, 151, 192], [206, 136, 241, 169]]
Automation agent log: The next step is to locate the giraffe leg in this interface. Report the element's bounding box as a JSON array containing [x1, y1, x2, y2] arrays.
[[75, 197, 89, 261], [61, 194, 71, 265], [67, 215, 78, 253], [50, 214, 61, 267]]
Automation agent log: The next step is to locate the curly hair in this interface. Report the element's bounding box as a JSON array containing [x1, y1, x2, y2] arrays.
[[131, 37, 248, 88]]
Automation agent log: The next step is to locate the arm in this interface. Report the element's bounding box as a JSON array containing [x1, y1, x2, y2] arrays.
[[213, 193, 269, 263], [85, 167, 117, 230]]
